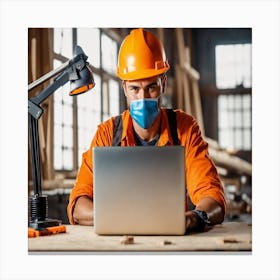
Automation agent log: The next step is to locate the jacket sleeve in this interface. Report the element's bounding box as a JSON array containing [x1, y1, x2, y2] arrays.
[[67, 119, 114, 224], [177, 111, 226, 215]]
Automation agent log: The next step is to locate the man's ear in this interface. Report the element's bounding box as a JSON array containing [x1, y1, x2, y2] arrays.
[[121, 80, 128, 97], [161, 75, 167, 94]]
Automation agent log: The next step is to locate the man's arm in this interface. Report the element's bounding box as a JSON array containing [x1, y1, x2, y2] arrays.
[[185, 197, 224, 232], [72, 196, 94, 226]]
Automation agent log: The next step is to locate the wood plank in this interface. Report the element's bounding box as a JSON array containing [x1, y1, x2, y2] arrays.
[[28, 222, 252, 252], [208, 147, 252, 175]]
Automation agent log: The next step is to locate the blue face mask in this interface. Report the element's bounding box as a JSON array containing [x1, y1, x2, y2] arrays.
[[130, 98, 160, 129]]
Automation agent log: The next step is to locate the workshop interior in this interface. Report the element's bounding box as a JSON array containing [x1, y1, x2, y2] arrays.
[[28, 28, 252, 227]]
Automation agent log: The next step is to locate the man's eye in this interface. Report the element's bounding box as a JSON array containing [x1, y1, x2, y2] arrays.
[[130, 87, 138, 92], [149, 85, 158, 91]]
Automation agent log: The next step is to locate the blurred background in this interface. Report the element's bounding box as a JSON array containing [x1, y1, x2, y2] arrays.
[[28, 28, 252, 224]]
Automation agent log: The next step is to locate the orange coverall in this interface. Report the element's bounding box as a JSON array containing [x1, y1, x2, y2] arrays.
[[67, 108, 226, 224]]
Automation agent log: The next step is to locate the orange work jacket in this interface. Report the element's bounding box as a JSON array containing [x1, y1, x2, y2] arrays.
[[67, 108, 226, 224]]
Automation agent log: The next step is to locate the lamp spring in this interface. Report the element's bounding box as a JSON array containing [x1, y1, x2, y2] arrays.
[[30, 194, 48, 222]]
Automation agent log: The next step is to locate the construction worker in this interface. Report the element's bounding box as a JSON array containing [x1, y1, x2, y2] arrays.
[[67, 28, 226, 232]]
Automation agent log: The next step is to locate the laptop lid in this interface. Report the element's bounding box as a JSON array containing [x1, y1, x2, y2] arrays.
[[93, 146, 186, 235]]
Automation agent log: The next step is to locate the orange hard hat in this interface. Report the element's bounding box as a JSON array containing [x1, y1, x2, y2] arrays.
[[116, 28, 170, 81]]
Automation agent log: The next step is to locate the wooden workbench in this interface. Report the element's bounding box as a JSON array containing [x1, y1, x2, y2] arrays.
[[28, 222, 252, 252]]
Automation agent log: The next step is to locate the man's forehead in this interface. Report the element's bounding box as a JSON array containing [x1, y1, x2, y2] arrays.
[[125, 76, 160, 86]]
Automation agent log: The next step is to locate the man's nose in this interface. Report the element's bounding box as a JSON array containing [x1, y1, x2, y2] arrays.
[[138, 88, 150, 99]]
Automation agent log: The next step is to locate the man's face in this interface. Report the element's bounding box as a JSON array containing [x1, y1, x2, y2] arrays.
[[122, 75, 166, 107]]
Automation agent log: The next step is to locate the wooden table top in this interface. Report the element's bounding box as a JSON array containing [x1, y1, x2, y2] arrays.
[[28, 222, 252, 252]]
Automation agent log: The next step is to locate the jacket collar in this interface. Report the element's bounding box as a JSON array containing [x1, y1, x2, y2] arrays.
[[121, 109, 174, 146]]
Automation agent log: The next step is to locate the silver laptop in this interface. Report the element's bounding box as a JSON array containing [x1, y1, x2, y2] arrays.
[[93, 146, 186, 235]]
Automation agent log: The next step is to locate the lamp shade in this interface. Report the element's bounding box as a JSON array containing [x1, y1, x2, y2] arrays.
[[70, 65, 95, 96]]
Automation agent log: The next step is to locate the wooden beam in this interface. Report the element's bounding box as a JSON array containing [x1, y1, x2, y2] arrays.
[[175, 64, 184, 109]]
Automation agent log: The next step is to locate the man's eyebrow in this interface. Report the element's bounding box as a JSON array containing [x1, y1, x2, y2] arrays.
[[129, 81, 158, 88], [147, 82, 158, 87], [128, 84, 139, 89]]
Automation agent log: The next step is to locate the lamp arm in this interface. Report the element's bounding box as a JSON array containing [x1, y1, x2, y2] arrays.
[[28, 60, 70, 92], [29, 71, 69, 109], [28, 53, 89, 110], [28, 49, 88, 92]]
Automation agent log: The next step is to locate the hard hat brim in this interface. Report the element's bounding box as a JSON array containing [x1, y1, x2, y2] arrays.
[[117, 66, 169, 81]]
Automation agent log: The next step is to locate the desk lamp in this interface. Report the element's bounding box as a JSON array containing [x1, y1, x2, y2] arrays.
[[28, 45, 95, 232]]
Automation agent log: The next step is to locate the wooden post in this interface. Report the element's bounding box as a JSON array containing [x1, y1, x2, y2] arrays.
[[174, 28, 205, 135]]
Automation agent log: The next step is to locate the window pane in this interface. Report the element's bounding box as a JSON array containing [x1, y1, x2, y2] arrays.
[[243, 111, 251, 128], [102, 81, 109, 121], [235, 95, 242, 108], [235, 110, 242, 128], [63, 126, 73, 148], [219, 129, 234, 150], [54, 99, 62, 125], [62, 84, 73, 105], [243, 129, 251, 150], [234, 129, 242, 150], [218, 95, 227, 110], [63, 149, 73, 170], [218, 110, 228, 129], [242, 44, 252, 88], [54, 124, 62, 149], [219, 130, 229, 149], [243, 94, 251, 109], [227, 95, 234, 109], [54, 146, 62, 170], [228, 111, 234, 128], [77, 28, 100, 68], [109, 79, 120, 116], [62, 104, 73, 126], [101, 33, 117, 74], [53, 28, 73, 57]]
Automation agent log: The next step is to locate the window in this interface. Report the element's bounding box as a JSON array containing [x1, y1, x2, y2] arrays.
[[53, 28, 120, 171], [215, 43, 252, 151], [101, 33, 118, 74]]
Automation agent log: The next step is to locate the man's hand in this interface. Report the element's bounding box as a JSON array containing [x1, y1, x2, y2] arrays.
[[185, 197, 224, 233], [73, 196, 94, 226], [185, 210, 203, 232]]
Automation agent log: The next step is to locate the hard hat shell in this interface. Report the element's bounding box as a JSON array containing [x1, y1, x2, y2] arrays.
[[116, 28, 170, 81]]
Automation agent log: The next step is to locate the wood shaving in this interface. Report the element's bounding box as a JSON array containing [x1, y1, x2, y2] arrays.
[[217, 237, 251, 244], [158, 240, 172, 246], [223, 237, 239, 243], [120, 235, 134, 245]]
